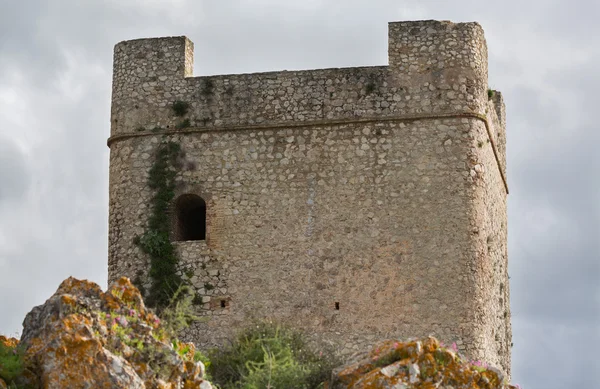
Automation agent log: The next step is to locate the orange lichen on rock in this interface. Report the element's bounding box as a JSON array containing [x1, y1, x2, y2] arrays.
[[106, 277, 148, 314], [330, 337, 519, 389], [0, 336, 19, 349], [13, 276, 213, 389]]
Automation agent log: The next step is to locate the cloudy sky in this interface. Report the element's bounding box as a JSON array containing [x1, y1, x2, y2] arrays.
[[0, 1, 598, 387]]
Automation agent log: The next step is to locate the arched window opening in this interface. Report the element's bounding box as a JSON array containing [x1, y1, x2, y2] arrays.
[[175, 194, 206, 241]]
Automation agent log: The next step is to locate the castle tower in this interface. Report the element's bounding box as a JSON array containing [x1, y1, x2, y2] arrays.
[[108, 20, 511, 373]]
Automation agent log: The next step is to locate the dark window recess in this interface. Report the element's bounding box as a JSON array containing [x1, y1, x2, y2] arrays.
[[335, 302, 340, 310], [175, 194, 206, 241], [220, 300, 227, 308]]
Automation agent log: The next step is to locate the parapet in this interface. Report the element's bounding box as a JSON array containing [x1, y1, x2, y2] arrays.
[[389, 21, 487, 82], [111, 37, 193, 131], [388, 20, 488, 110], [112, 36, 194, 82], [110, 20, 491, 139]]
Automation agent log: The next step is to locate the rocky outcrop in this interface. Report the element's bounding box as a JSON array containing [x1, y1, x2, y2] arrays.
[[2, 276, 520, 388], [13, 276, 212, 389], [331, 337, 518, 389]]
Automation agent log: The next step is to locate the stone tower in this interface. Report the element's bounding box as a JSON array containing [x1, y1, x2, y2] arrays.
[[108, 20, 511, 373]]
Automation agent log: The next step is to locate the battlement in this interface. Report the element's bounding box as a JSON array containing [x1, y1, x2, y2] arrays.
[[110, 20, 490, 138]]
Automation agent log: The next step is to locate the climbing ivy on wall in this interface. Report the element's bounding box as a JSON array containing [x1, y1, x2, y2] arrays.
[[135, 139, 184, 310]]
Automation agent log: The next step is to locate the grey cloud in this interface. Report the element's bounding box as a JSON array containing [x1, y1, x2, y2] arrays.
[[0, 137, 30, 204], [512, 317, 599, 388], [501, 22, 600, 385]]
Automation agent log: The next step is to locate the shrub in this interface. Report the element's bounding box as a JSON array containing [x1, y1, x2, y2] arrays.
[[208, 322, 339, 389], [159, 285, 200, 339], [194, 350, 213, 380], [0, 338, 24, 387]]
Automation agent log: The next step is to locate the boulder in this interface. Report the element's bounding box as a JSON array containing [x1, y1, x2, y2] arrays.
[[330, 337, 519, 389], [13, 276, 212, 389]]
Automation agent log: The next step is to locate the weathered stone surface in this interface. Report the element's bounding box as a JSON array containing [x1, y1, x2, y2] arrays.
[[107, 19, 511, 376], [330, 337, 518, 389], [15, 276, 212, 389]]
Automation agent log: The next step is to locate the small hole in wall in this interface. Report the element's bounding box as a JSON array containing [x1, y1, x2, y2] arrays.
[[335, 302, 340, 310], [220, 300, 227, 308]]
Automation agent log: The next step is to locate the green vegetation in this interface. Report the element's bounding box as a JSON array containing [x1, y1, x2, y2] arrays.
[[372, 351, 399, 368], [98, 287, 203, 380], [0, 339, 25, 388], [365, 82, 376, 95], [201, 78, 215, 96], [192, 293, 204, 306], [172, 101, 190, 117], [134, 140, 184, 310], [159, 285, 200, 339], [433, 348, 455, 367], [208, 322, 339, 389], [469, 360, 488, 373], [487, 89, 495, 99], [194, 350, 212, 371], [364, 75, 380, 95]]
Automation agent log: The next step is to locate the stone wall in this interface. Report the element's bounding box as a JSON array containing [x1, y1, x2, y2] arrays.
[[107, 20, 510, 375], [467, 93, 511, 372], [109, 21, 490, 139]]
